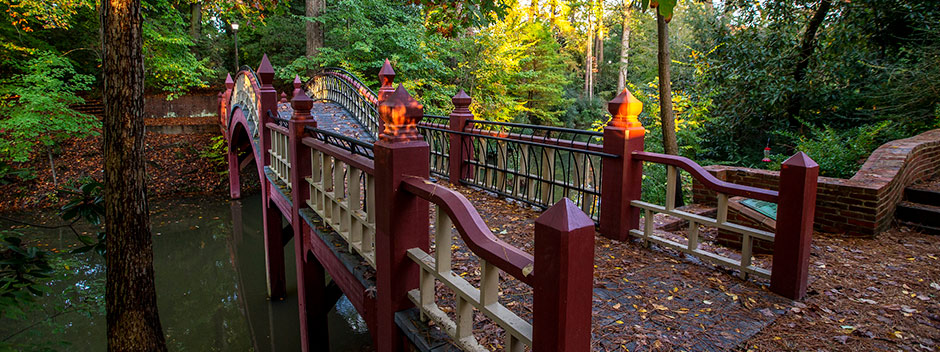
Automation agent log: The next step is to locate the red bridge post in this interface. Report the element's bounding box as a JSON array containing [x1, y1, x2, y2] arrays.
[[600, 89, 645, 241], [447, 89, 474, 184], [771, 152, 819, 300], [373, 82, 430, 351], [223, 73, 240, 200], [533, 198, 596, 352], [257, 54, 287, 300], [287, 76, 329, 350]]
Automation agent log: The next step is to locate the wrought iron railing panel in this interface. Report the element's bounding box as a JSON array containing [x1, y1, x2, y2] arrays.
[[418, 115, 451, 179], [459, 120, 607, 220], [304, 68, 380, 140]]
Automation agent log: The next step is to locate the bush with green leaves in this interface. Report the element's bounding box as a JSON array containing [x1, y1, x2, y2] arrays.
[[0, 51, 96, 163], [772, 121, 898, 179]]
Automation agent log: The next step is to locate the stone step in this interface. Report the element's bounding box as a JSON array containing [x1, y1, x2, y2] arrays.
[[904, 187, 940, 207], [896, 201, 940, 230]]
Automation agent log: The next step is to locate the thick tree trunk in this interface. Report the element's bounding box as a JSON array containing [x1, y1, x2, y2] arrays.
[[617, 4, 631, 91], [305, 0, 324, 58], [657, 11, 683, 206], [595, 29, 603, 71], [785, 0, 832, 129], [100, 1, 167, 351], [189, 2, 201, 40], [657, 13, 677, 156]]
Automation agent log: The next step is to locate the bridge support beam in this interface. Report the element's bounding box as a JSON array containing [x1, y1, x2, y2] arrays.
[[374, 85, 430, 352], [263, 198, 287, 299]]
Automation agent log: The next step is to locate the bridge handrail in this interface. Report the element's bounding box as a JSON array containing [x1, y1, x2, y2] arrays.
[[628, 150, 781, 280], [305, 69, 380, 138], [401, 176, 535, 284], [316, 67, 379, 103], [632, 151, 778, 202]]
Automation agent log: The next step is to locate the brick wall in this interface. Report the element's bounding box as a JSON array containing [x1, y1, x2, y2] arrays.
[[144, 90, 219, 119], [692, 129, 940, 237]]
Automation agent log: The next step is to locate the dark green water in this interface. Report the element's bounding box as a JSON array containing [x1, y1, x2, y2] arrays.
[[0, 193, 372, 351]]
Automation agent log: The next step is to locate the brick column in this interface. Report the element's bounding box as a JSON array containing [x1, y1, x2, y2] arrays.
[[448, 89, 474, 184], [533, 198, 595, 352], [600, 88, 645, 241], [288, 76, 327, 351], [771, 152, 819, 300], [373, 82, 430, 352]]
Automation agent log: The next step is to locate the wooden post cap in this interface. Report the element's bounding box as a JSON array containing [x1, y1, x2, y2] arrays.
[[608, 88, 643, 128], [225, 73, 234, 90], [452, 89, 471, 112], [378, 58, 396, 90], [378, 84, 423, 142], [257, 54, 275, 86]]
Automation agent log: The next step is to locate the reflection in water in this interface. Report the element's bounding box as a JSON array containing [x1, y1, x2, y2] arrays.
[[0, 193, 372, 351]]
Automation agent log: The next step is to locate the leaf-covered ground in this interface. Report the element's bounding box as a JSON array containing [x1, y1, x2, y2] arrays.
[[0, 130, 238, 212], [430, 183, 939, 351]]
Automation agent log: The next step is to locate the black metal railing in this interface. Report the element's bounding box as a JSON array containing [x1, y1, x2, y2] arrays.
[[304, 68, 380, 139], [418, 115, 451, 179], [304, 126, 375, 160]]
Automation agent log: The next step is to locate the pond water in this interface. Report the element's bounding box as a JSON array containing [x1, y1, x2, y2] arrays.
[[0, 193, 373, 351]]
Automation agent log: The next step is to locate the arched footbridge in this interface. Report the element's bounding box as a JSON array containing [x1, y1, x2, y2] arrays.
[[218, 55, 820, 352]]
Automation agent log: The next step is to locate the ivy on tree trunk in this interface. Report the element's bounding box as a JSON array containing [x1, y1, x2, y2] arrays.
[[100, 0, 167, 350]]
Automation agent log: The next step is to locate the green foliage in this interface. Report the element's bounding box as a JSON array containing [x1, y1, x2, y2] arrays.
[[200, 135, 230, 182], [472, 16, 572, 124], [0, 231, 54, 319], [0, 51, 96, 162], [59, 179, 106, 256], [142, 0, 213, 98], [773, 121, 897, 178]]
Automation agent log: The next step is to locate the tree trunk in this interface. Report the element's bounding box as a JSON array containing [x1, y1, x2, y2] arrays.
[[305, 0, 324, 58], [100, 0, 167, 351], [595, 29, 603, 71], [657, 11, 683, 206], [584, 22, 594, 99], [657, 13, 677, 156], [617, 3, 631, 91], [785, 0, 832, 130], [189, 2, 201, 40]]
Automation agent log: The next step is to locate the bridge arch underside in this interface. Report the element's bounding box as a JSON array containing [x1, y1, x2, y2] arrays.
[[228, 107, 263, 199]]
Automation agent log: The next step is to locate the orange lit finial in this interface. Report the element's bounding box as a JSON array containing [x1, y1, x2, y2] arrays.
[[378, 84, 424, 143], [608, 88, 643, 129]]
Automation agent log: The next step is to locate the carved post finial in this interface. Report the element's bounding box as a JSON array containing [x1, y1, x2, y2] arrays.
[[292, 75, 303, 98], [378, 58, 396, 93], [452, 89, 471, 113], [291, 79, 314, 121], [378, 84, 423, 143], [257, 54, 275, 87], [280, 92, 288, 103], [225, 73, 234, 90], [608, 88, 643, 129]]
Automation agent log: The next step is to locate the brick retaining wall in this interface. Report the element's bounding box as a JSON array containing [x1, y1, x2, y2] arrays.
[[692, 129, 940, 237], [144, 90, 219, 119]]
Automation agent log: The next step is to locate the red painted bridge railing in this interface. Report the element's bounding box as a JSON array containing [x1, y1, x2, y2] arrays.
[[221, 55, 819, 352]]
